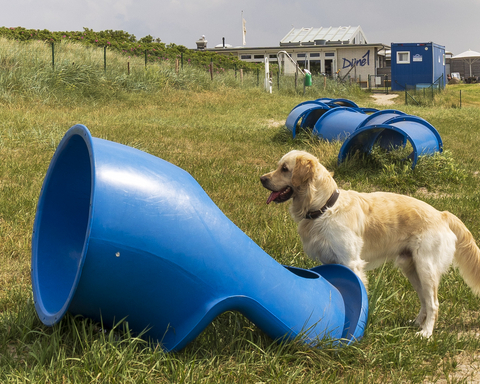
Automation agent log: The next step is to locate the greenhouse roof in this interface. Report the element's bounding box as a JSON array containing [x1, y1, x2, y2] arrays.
[[280, 26, 368, 46]]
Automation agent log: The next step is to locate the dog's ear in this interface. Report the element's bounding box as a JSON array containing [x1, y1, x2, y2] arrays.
[[291, 155, 317, 187]]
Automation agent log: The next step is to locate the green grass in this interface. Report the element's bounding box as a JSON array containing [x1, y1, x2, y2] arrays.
[[2, 39, 480, 383]]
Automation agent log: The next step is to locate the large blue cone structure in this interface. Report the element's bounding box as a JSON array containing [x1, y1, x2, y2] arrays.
[[31, 125, 368, 352], [286, 99, 443, 168]]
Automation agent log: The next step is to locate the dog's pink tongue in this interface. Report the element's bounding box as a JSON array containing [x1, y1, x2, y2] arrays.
[[266, 191, 281, 204]]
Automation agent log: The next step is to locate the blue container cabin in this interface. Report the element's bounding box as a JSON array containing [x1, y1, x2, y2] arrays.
[[391, 42, 446, 91]]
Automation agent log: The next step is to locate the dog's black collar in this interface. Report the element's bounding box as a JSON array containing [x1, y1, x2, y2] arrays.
[[305, 189, 340, 220]]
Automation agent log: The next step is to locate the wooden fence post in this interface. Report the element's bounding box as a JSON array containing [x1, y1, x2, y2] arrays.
[[295, 67, 298, 91], [51, 42, 55, 70]]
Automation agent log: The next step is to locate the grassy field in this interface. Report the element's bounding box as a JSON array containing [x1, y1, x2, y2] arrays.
[[2, 39, 480, 383]]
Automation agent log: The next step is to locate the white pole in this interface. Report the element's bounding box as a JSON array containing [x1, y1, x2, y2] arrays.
[[264, 57, 272, 93], [242, 11, 246, 46]]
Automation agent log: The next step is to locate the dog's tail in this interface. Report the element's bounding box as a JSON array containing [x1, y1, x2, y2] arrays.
[[446, 211, 480, 295]]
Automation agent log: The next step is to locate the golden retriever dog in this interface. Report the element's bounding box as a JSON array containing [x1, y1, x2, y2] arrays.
[[260, 150, 480, 337]]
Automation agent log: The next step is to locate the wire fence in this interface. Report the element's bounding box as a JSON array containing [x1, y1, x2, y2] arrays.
[[6, 40, 473, 108], [401, 75, 445, 106], [44, 42, 378, 95]]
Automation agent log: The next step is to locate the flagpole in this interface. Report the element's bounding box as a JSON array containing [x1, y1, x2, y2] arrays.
[[242, 11, 246, 46]]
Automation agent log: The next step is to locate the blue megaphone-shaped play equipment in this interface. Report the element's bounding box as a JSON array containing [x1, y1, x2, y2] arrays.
[[31, 125, 368, 351]]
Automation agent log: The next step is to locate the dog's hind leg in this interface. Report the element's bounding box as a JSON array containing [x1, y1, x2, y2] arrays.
[[411, 266, 440, 338], [396, 249, 427, 328], [404, 233, 455, 338]]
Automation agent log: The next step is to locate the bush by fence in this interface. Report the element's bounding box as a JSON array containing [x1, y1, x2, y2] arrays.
[[0, 26, 263, 73]]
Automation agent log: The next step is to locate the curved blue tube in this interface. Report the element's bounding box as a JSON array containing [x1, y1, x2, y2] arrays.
[[31, 125, 368, 351], [357, 108, 379, 114], [386, 115, 443, 151], [286, 102, 330, 138], [312, 107, 369, 141], [338, 117, 443, 168], [326, 99, 359, 108], [286, 100, 442, 168], [289, 100, 329, 113], [315, 97, 334, 103], [356, 109, 408, 129]]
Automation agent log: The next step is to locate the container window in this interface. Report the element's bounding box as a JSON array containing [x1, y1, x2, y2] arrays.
[[397, 51, 410, 64]]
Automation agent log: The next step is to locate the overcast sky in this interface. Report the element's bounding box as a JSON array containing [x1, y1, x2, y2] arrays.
[[2, 0, 479, 55]]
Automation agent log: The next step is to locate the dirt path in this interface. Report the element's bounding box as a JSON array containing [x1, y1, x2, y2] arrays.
[[371, 93, 399, 106]]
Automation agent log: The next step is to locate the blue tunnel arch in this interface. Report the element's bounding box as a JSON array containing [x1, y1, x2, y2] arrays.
[[338, 116, 443, 168], [285, 99, 443, 169]]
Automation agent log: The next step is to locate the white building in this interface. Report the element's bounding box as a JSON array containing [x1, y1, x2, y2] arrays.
[[202, 26, 390, 86]]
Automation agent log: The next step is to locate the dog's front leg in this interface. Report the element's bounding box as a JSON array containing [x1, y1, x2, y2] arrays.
[[303, 234, 368, 289]]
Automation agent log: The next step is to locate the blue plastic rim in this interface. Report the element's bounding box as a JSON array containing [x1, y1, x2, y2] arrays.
[[31, 125, 94, 325], [285, 102, 330, 138], [356, 109, 407, 130], [32, 125, 368, 351]]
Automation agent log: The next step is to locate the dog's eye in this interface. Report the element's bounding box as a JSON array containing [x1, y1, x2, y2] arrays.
[[281, 165, 289, 172]]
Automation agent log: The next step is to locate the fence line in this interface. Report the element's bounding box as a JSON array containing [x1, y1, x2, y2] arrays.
[[15, 43, 472, 106]]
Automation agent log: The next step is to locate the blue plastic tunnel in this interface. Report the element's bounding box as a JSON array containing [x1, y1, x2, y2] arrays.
[[285, 99, 443, 168], [286, 101, 331, 138], [338, 115, 443, 168], [285, 99, 362, 138], [355, 109, 407, 129], [31, 125, 368, 352], [312, 107, 369, 141]]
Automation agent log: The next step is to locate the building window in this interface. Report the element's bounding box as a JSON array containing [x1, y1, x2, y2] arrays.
[[269, 54, 277, 59], [254, 54, 264, 59], [310, 60, 321, 74], [310, 53, 320, 58], [325, 52, 335, 57], [297, 53, 306, 58], [240, 55, 251, 60], [397, 51, 410, 64]]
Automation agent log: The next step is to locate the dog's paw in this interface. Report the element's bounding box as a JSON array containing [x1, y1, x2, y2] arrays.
[[412, 313, 426, 328], [415, 329, 433, 338], [407, 318, 424, 329]]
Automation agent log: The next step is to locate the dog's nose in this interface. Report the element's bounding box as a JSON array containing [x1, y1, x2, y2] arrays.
[[260, 175, 269, 186]]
